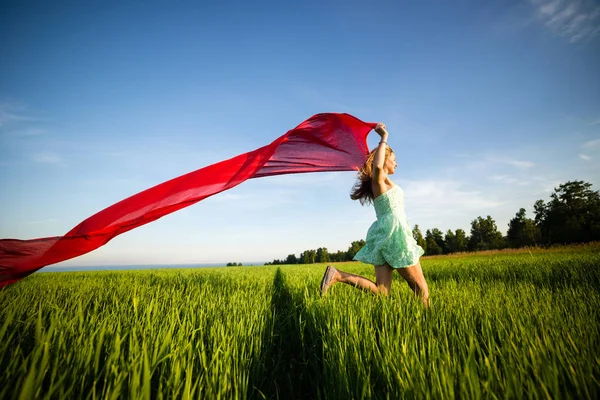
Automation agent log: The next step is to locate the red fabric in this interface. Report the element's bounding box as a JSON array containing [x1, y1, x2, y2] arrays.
[[0, 113, 376, 287]]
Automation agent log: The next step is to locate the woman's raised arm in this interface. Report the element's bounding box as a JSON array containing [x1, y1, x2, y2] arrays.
[[372, 122, 389, 193]]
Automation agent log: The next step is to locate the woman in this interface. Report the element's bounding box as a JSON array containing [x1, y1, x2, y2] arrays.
[[320, 122, 430, 307]]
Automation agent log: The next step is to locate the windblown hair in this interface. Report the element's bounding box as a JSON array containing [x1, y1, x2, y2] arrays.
[[350, 146, 394, 205]]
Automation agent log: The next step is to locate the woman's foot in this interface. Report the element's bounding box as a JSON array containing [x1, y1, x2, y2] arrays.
[[320, 265, 337, 295]]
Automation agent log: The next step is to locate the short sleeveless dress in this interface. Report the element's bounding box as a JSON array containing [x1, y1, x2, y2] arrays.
[[353, 184, 424, 269]]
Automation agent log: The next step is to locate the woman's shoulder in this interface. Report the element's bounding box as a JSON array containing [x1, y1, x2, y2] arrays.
[[385, 178, 398, 189], [373, 181, 396, 200]]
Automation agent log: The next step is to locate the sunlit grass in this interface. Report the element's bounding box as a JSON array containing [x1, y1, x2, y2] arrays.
[[1, 245, 599, 399]]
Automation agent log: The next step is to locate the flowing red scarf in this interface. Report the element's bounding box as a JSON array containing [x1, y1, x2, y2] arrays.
[[0, 113, 376, 287]]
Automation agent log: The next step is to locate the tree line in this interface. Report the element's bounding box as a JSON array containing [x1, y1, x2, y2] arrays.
[[264, 240, 366, 265], [265, 180, 600, 264]]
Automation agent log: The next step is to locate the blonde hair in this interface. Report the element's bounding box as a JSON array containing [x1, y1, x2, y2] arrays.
[[350, 146, 394, 205]]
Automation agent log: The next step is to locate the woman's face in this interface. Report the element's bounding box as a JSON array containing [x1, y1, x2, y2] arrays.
[[385, 152, 397, 175]]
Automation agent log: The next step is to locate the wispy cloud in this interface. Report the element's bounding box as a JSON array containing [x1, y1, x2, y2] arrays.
[[0, 105, 23, 126], [456, 153, 536, 171], [584, 138, 600, 148], [502, 159, 535, 168], [4, 128, 47, 137], [26, 218, 59, 224], [530, 0, 600, 43], [32, 151, 64, 165], [0, 102, 34, 127], [579, 153, 591, 160], [587, 118, 600, 126], [490, 175, 532, 185], [404, 180, 503, 216]]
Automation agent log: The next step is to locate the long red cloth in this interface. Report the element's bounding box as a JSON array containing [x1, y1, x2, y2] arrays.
[[0, 113, 376, 287]]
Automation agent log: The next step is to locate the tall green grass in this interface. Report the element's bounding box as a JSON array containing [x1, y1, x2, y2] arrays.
[[1, 246, 599, 399]]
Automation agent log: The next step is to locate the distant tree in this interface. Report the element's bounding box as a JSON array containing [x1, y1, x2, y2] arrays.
[[468, 216, 505, 251], [346, 240, 366, 261], [285, 254, 298, 264], [425, 229, 443, 255], [444, 229, 456, 254], [412, 225, 427, 253], [316, 247, 330, 263], [433, 228, 445, 253], [330, 250, 346, 262], [300, 249, 316, 264], [534, 199, 547, 227], [507, 208, 541, 248], [534, 180, 600, 244], [455, 229, 468, 252]]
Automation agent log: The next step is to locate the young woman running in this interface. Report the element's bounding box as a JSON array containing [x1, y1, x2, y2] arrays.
[[320, 122, 430, 307]]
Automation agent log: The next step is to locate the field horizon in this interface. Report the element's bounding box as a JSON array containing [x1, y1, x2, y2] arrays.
[[1, 243, 599, 399], [38, 241, 600, 274]]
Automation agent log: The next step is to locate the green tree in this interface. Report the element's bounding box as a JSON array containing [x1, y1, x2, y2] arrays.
[[300, 250, 316, 264], [444, 229, 456, 254], [330, 250, 346, 262], [468, 216, 505, 251], [455, 229, 468, 252], [412, 225, 427, 253], [285, 254, 298, 264], [316, 247, 330, 263], [507, 208, 541, 248], [432, 228, 445, 252], [425, 229, 443, 255], [534, 180, 600, 244], [534, 199, 547, 227], [346, 240, 366, 261]]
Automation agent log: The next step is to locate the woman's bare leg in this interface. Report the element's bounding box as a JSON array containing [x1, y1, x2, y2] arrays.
[[396, 262, 430, 307], [324, 264, 393, 295], [374, 264, 394, 294]]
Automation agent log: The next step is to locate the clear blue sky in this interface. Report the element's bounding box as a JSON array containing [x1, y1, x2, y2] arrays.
[[1, 0, 599, 266]]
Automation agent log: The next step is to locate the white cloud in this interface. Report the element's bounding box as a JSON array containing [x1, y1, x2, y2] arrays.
[[503, 159, 535, 168], [0, 103, 29, 127], [26, 218, 59, 224], [403, 180, 503, 230], [489, 175, 532, 185], [530, 0, 600, 43], [32, 151, 64, 165], [405, 180, 502, 208], [4, 128, 46, 137], [579, 153, 591, 160], [540, 0, 562, 15], [491, 174, 515, 182], [584, 138, 600, 148], [456, 155, 536, 173]]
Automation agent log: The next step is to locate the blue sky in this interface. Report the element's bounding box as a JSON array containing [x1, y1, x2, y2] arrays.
[[1, 0, 599, 266]]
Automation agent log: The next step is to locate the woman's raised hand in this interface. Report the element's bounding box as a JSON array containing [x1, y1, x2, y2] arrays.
[[374, 122, 388, 138]]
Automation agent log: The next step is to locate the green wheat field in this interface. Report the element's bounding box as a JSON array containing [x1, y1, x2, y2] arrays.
[[1, 244, 599, 399]]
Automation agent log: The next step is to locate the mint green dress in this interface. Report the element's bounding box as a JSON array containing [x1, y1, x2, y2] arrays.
[[353, 184, 424, 269]]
